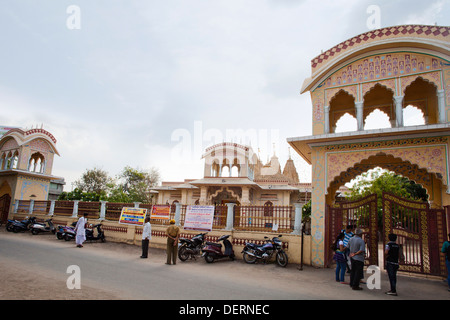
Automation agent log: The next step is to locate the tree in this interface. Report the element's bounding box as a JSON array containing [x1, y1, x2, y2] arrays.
[[108, 166, 160, 203], [73, 167, 113, 195]]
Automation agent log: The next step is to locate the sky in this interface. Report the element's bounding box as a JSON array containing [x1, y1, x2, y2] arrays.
[[0, 0, 448, 190]]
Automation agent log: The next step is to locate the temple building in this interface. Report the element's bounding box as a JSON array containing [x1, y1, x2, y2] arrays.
[[152, 142, 311, 207]]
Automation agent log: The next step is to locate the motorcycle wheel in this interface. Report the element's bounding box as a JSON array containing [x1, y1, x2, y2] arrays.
[[64, 234, 72, 241], [276, 251, 288, 267], [243, 252, 257, 264], [31, 229, 39, 235], [57, 233, 63, 240], [6, 224, 13, 232], [178, 246, 190, 261], [204, 253, 214, 263]]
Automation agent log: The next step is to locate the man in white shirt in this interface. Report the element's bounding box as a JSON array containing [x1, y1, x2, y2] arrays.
[[141, 217, 152, 258], [75, 213, 88, 248]]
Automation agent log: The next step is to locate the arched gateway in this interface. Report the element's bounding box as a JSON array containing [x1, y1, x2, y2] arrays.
[[288, 25, 450, 273]]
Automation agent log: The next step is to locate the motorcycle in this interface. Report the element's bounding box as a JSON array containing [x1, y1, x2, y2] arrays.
[[9, 217, 37, 233], [56, 222, 76, 241], [85, 223, 105, 242], [202, 234, 235, 263], [178, 233, 207, 261], [242, 235, 289, 267], [30, 218, 56, 235]]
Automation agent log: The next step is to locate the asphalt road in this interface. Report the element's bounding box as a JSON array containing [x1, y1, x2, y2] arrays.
[[0, 228, 448, 302]]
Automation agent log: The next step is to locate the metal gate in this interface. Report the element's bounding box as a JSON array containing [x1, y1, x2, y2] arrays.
[[327, 192, 448, 276], [326, 194, 378, 267], [382, 193, 447, 276], [0, 194, 11, 224]]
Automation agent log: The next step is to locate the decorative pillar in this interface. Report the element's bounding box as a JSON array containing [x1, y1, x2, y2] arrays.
[[394, 95, 404, 127], [324, 105, 330, 134], [292, 203, 303, 235], [437, 89, 446, 123], [225, 202, 236, 231], [29, 199, 35, 215], [175, 202, 182, 226], [355, 101, 364, 131], [48, 200, 56, 216], [99, 201, 107, 220], [71, 200, 79, 218]]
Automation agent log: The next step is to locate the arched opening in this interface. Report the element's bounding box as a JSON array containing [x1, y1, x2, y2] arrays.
[[231, 166, 239, 177], [221, 166, 230, 177], [403, 105, 426, 126], [364, 109, 391, 130], [329, 90, 356, 133], [263, 201, 274, 217], [404, 77, 438, 125], [335, 113, 357, 133], [28, 152, 45, 173]]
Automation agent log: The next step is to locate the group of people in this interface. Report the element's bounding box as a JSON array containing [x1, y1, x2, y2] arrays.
[[140, 217, 180, 265], [333, 225, 450, 295]]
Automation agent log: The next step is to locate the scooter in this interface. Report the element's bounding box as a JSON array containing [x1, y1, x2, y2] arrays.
[[56, 222, 76, 241], [85, 223, 105, 242], [202, 235, 235, 263], [178, 233, 207, 261], [30, 218, 56, 235], [10, 217, 37, 233]]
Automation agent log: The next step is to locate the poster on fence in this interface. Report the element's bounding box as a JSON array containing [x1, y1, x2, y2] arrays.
[[184, 205, 215, 232], [150, 205, 171, 220], [119, 207, 148, 226]]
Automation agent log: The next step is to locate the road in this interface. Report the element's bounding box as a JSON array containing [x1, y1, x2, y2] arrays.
[[0, 228, 448, 302]]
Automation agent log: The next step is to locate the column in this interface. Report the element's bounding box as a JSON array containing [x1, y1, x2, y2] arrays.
[[48, 200, 56, 216], [71, 200, 79, 218], [355, 101, 364, 131], [393, 95, 404, 127], [99, 201, 107, 220], [225, 202, 236, 231], [324, 105, 330, 134], [175, 202, 182, 226], [291, 203, 303, 235], [29, 199, 35, 216], [437, 89, 446, 123]]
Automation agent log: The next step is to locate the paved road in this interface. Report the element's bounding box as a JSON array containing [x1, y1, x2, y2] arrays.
[[0, 229, 448, 302]]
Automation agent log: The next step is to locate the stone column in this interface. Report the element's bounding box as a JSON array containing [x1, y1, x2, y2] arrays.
[[71, 200, 79, 218], [324, 105, 330, 134], [394, 95, 404, 127], [355, 101, 364, 131], [99, 201, 107, 220], [175, 202, 182, 226], [291, 203, 303, 235], [29, 199, 35, 216], [225, 202, 236, 231], [48, 200, 56, 216], [437, 89, 446, 124]]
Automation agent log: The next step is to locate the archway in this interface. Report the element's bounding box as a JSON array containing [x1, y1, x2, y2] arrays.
[[404, 77, 438, 125], [329, 90, 356, 133]]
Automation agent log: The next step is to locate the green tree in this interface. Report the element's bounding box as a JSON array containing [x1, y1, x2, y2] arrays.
[[73, 167, 113, 195]]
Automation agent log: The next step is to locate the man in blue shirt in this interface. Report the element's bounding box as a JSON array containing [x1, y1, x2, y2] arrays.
[[441, 233, 450, 292]]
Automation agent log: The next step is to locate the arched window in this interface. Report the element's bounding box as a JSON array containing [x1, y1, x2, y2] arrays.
[[28, 152, 45, 173], [11, 151, 19, 169], [335, 113, 357, 133], [364, 109, 391, 130], [403, 105, 426, 126], [263, 201, 274, 217], [231, 165, 239, 177], [221, 166, 230, 177]]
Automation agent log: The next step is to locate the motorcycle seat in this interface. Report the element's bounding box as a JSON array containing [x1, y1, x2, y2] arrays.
[[206, 242, 221, 248]]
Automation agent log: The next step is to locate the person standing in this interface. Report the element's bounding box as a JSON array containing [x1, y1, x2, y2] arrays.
[[347, 228, 365, 290], [441, 233, 450, 292], [385, 233, 401, 296], [342, 225, 354, 273], [166, 219, 180, 265], [140, 217, 152, 259], [74, 213, 88, 248], [333, 232, 347, 284]]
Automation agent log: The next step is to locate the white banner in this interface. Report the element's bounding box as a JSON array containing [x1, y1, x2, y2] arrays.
[[184, 205, 215, 232]]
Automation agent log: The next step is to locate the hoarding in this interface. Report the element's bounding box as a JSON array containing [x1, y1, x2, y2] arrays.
[[150, 205, 171, 220], [119, 207, 147, 226], [184, 205, 215, 232]]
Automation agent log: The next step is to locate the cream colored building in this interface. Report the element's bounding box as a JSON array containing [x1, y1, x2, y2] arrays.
[[152, 142, 311, 207]]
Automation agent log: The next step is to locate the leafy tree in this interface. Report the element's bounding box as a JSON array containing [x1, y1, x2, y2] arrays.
[[73, 167, 113, 195]]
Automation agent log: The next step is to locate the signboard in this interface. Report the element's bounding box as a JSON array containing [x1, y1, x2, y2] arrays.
[[184, 205, 215, 232], [150, 205, 171, 220], [119, 207, 147, 226]]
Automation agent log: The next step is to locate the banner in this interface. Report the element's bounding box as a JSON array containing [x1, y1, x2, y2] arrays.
[[150, 205, 171, 220], [119, 207, 147, 226], [184, 205, 215, 232]]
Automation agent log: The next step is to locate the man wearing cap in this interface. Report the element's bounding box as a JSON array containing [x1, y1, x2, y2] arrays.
[[166, 219, 180, 265], [347, 228, 366, 290]]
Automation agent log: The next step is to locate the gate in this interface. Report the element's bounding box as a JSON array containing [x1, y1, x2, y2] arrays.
[[326, 194, 378, 267], [0, 194, 11, 224], [327, 192, 448, 276], [382, 193, 447, 277]]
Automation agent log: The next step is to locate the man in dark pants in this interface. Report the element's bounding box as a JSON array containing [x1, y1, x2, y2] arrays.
[[347, 228, 366, 290], [140, 217, 151, 258], [385, 233, 401, 296]]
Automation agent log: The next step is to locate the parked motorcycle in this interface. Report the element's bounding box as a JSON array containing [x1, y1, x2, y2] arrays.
[[56, 222, 76, 241], [178, 233, 207, 261], [242, 235, 288, 267], [85, 223, 105, 242], [9, 217, 37, 233], [202, 234, 235, 263], [30, 218, 56, 235]]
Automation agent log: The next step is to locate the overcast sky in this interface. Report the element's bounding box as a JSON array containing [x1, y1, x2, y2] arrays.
[[0, 0, 448, 189]]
